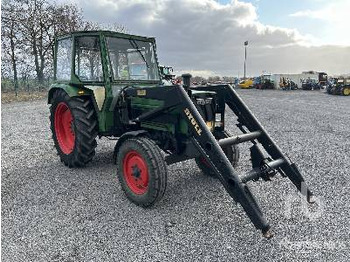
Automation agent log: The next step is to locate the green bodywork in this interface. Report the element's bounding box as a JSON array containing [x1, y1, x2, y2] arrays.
[[48, 30, 211, 137], [48, 30, 163, 134]]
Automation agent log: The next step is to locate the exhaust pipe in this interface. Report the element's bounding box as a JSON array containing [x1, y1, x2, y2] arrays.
[[182, 73, 192, 88]]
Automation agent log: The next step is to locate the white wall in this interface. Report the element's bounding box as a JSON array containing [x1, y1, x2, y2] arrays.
[[272, 73, 318, 89]]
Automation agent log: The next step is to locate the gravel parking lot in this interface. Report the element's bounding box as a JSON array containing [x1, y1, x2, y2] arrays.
[[2, 89, 349, 261]]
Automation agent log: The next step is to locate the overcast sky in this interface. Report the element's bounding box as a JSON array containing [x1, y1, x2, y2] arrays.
[[62, 0, 349, 77]]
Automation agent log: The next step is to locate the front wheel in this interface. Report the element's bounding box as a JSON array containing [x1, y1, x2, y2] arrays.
[[50, 90, 98, 167], [116, 136, 168, 207], [195, 131, 240, 177]]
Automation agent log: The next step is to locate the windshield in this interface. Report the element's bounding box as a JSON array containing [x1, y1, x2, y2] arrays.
[[106, 37, 160, 81]]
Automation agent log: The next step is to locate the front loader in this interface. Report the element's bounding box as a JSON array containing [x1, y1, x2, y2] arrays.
[[48, 30, 315, 238]]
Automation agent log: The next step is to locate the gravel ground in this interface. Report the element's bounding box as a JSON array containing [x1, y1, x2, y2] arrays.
[[2, 89, 349, 261]]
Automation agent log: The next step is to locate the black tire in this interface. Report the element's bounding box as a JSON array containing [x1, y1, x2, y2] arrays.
[[331, 87, 337, 95], [195, 131, 240, 177], [50, 89, 98, 167], [116, 136, 167, 207]]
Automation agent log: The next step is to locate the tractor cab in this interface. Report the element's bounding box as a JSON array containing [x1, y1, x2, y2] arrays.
[[50, 30, 217, 136], [55, 31, 161, 85], [318, 72, 328, 88], [51, 31, 164, 135]]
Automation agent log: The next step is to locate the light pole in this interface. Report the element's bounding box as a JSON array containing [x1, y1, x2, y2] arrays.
[[244, 40, 248, 79]]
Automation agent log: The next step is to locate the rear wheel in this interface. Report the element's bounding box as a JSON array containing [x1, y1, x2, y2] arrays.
[[116, 136, 167, 207], [50, 90, 98, 167], [196, 131, 240, 177]]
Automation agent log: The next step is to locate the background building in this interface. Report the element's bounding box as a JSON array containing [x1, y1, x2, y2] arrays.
[[271, 71, 326, 89]]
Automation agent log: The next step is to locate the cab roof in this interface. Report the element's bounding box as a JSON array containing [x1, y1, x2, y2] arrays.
[[57, 30, 156, 42]]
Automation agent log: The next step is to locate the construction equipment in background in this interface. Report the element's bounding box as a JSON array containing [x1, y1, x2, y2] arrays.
[[301, 78, 320, 90], [326, 78, 337, 94], [159, 65, 176, 85], [48, 30, 315, 239], [327, 78, 350, 96], [254, 74, 274, 90], [279, 77, 298, 90], [318, 72, 328, 88], [238, 78, 254, 89]]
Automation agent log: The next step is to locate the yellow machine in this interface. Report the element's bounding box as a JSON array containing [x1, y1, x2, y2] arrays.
[[238, 78, 254, 89]]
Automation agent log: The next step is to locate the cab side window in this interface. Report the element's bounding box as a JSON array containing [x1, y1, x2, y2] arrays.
[[56, 37, 72, 81], [74, 36, 103, 82]]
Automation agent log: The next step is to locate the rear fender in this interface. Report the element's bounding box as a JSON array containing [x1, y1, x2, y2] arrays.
[[47, 84, 94, 104], [48, 84, 105, 132]]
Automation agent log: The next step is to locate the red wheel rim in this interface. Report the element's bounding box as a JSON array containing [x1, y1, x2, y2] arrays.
[[54, 102, 75, 154], [123, 151, 149, 195]]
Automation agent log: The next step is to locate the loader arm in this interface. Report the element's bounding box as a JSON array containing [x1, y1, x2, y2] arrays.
[[177, 85, 273, 236], [125, 84, 314, 238], [179, 84, 315, 237]]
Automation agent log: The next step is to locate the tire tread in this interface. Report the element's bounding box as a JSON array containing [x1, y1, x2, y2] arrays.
[[116, 136, 167, 207], [50, 90, 98, 167]]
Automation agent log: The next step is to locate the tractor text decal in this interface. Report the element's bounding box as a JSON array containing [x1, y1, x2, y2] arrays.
[[184, 108, 202, 136]]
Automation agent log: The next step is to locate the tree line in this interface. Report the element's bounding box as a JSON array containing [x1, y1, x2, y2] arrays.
[[1, 0, 126, 95]]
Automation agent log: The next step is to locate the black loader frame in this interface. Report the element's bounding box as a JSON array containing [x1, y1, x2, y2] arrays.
[[123, 82, 315, 238]]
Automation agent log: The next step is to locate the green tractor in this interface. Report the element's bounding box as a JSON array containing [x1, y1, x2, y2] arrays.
[[48, 30, 315, 238], [254, 74, 275, 90], [327, 78, 350, 96]]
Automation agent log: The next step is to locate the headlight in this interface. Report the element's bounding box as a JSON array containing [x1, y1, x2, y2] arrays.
[[196, 98, 212, 105]]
